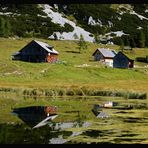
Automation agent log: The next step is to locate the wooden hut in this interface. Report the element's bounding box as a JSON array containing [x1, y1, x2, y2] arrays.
[[12, 40, 59, 63], [92, 48, 116, 67], [113, 51, 134, 68]]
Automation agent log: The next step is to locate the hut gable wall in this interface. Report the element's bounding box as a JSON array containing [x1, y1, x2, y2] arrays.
[[20, 41, 47, 55], [113, 52, 130, 68], [93, 48, 116, 61], [19, 41, 48, 62], [94, 50, 104, 61]]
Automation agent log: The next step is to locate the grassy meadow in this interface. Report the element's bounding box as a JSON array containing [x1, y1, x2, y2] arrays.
[[0, 37, 148, 94]]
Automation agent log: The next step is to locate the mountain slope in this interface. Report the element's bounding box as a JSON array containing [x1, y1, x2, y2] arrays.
[[56, 4, 148, 47], [0, 4, 148, 47], [41, 4, 94, 42]]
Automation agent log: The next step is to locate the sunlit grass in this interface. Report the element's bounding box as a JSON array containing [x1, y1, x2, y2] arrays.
[[0, 37, 147, 94]]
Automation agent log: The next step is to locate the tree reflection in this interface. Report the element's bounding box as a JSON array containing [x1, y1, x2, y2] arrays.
[[0, 123, 72, 144]]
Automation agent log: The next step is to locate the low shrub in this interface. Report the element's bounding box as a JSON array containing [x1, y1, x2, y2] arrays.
[[0, 87, 147, 99]]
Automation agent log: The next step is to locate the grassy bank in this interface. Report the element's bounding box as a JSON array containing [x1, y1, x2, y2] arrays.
[[0, 37, 148, 93], [0, 86, 147, 99]]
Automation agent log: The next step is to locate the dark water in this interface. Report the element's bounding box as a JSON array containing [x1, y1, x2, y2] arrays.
[[0, 105, 91, 144], [0, 96, 148, 144], [0, 121, 91, 144]]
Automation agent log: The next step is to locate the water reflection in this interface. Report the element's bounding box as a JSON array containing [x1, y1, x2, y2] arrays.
[[9, 105, 92, 144], [0, 123, 72, 144], [1, 95, 148, 144], [48, 121, 91, 144], [12, 106, 58, 128], [48, 121, 91, 130], [49, 135, 68, 144], [0, 120, 91, 144]]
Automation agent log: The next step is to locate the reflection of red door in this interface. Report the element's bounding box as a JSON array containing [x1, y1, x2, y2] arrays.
[[44, 106, 57, 115], [47, 54, 58, 63]]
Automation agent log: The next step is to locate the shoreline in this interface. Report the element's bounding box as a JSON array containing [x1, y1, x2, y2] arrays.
[[0, 86, 147, 99]]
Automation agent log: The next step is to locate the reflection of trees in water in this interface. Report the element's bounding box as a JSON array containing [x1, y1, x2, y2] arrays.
[[0, 121, 91, 144], [0, 123, 72, 144]]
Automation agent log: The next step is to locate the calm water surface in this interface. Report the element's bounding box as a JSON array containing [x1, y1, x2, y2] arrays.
[[0, 95, 148, 144]]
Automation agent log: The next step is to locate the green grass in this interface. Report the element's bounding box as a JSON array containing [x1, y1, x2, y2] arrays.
[[0, 37, 147, 94]]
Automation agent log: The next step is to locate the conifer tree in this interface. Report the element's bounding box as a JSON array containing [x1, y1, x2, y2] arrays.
[[5, 19, 11, 37], [94, 32, 100, 44], [77, 34, 87, 53], [53, 33, 58, 40], [119, 38, 124, 52], [146, 55, 148, 63], [145, 26, 148, 47], [124, 36, 130, 46], [73, 33, 78, 40], [130, 37, 136, 48], [0, 17, 5, 37], [139, 30, 145, 48]]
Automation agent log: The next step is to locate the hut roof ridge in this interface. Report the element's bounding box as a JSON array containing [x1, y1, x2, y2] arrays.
[[34, 40, 59, 54], [93, 48, 116, 58]]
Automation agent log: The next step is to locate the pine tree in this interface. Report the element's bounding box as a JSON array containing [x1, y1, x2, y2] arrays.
[[77, 34, 87, 53], [73, 33, 78, 40], [146, 55, 148, 63], [124, 36, 130, 46], [94, 32, 100, 44], [130, 37, 136, 48], [5, 19, 11, 37], [139, 30, 145, 48], [119, 38, 124, 52], [0, 17, 5, 37], [53, 33, 58, 40], [145, 26, 148, 47]]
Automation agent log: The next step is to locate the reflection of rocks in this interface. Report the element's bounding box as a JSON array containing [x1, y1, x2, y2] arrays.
[[48, 121, 91, 144], [49, 130, 85, 144], [70, 131, 83, 137], [49, 135, 68, 144], [49, 121, 91, 130], [96, 112, 109, 118], [82, 122, 92, 128], [49, 131, 83, 144], [54, 122, 77, 130]]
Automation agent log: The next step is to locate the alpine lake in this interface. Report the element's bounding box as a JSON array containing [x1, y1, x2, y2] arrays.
[[0, 93, 148, 144]]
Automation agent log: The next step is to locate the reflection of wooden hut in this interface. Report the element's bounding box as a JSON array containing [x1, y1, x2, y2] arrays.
[[113, 52, 134, 68], [12, 106, 58, 128], [12, 40, 59, 63], [92, 48, 116, 67]]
